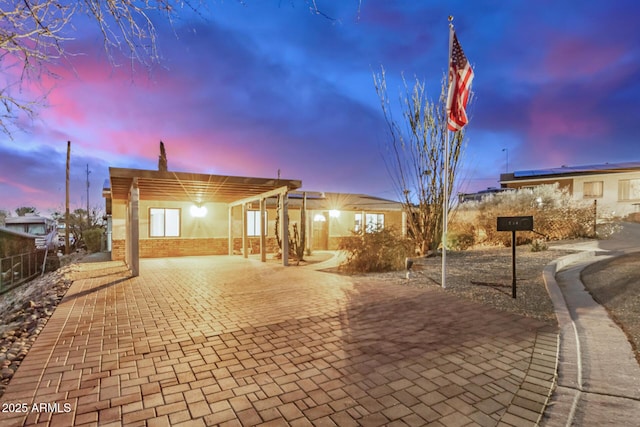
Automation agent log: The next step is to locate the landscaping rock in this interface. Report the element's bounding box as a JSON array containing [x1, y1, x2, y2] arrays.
[[0, 260, 80, 398]]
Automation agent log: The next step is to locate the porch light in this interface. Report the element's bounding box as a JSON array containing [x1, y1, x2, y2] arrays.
[[190, 204, 208, 218], [329, 210, 340, 218]]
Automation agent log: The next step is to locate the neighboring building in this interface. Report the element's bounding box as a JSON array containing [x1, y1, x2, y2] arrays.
[[103, 167, 405, 274], [458, 187, 514, 203], [4, 215, 58, 251], [500, 161, 640, 217]]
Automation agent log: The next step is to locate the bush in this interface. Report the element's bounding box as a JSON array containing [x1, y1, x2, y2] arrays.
[[82, 228, 103, 253], [530, 238, 548, 252], [446, 223, 475, 251], [339, 227, 414, 273], [456, 184, 616, 247]]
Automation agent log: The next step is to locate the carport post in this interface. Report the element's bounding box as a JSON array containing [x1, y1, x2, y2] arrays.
[[228, 206, 233, 255], [282, 192, 289, 266], [260, 197, 266, 262], [242, 203, 248, 258], [129, 178, 139, 277]]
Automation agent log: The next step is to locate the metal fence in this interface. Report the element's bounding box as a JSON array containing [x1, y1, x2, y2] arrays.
[[0, 250, 41, 294]]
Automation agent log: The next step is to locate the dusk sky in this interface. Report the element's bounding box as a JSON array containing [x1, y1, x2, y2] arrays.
[[1, 0, 639, 215]]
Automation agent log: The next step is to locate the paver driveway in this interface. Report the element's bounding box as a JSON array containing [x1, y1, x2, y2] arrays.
[[0, 255, 554, 426]]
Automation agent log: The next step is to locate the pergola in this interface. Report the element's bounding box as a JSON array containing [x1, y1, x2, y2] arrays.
[[108, 168, 302, 276]]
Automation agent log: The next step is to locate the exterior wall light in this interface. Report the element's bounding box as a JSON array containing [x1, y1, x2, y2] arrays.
[[190, 204, 208, 218], [329, 210, 340, 218]]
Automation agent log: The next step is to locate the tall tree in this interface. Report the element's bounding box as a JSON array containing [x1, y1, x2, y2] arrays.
[[373, 68, 466, 255], [15, 206, 38, 216]]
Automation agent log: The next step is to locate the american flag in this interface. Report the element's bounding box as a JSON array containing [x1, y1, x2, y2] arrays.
[[447, 32, 474, 132]]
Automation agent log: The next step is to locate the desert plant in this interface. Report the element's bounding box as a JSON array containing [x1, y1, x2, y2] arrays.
[[274, 193, 307, 262], [530, 238, 548, 252], [373, 69, 467, 255], [288, 223, 304, 264], [446, 219, 476, 250], [339, 227, 414, 273], [447, 229, 475, 251]]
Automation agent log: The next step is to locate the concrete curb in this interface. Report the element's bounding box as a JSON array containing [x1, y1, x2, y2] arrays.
[[498, 251, 603, 426], [543, 250, 601, 330], [537, 250, 614, 426]]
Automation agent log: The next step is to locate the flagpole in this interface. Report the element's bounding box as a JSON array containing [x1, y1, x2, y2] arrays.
[[442, 18, 454, 289]]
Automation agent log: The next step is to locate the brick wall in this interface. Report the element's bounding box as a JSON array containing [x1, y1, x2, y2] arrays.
[[139, 238, 229, 258], [112, 240, 125, 261], [111, 237, 280, 260], [231, 237, 279, 255], [627, 212, 640, 223]]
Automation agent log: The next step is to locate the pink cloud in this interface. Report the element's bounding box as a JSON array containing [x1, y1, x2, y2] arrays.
[[528, 100, 608, 141], [543, 38, 625, 81], [0, 177, 44, 194]]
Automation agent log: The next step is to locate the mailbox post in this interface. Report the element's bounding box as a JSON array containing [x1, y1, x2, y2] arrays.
[[497, 216, 533, 298]]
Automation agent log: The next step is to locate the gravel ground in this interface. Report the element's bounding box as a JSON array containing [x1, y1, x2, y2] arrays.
[[338, 246, 574, 325], [0, 252, 96, 396], [581, 252, 640, 364]]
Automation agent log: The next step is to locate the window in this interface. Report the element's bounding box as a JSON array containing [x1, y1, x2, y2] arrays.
[[150, 208, 180, 237], [355, 213, 385, 233], [619, 179, 640, 201], [583, 181, 603, 198], [247, 210, 267, 237]]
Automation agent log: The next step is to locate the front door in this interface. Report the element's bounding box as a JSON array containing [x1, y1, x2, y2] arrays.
[[312, 212, 328, 250]]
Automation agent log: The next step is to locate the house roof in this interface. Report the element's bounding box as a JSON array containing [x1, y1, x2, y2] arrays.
[[107, 168, 302, 204], [288, 191, 404, 211], [0, 227, 38, 240], [501, 161, 640, 182], [5, 215, 53, 224]]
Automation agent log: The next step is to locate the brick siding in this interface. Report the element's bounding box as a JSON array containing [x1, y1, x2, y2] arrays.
[[111, 237, 280, 260]]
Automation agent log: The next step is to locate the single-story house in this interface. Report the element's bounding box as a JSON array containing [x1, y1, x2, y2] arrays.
[[103, 167, 405, 275], [499, 161, 640, 218]]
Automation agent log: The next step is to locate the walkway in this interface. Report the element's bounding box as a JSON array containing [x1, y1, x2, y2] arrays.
[[0, 255, 554, 426], [541, 223, 640, 425]]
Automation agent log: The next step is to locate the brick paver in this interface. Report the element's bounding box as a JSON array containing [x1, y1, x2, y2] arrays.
[[0, 256, 555, 426]]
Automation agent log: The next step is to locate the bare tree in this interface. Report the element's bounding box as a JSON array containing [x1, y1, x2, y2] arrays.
[[1, 0, 168, 135], [373, 67, 466, 255]]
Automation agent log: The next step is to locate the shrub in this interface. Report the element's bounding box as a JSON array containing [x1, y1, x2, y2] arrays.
[[530, 238, 548, 252], [456, 184, 616, 247], [339, 227, 414, 273], [82, 228, 103, 253], [446, 222, 475, 251]]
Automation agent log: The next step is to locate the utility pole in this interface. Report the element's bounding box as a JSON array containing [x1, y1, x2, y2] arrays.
[[65, 142, 70, 255], [86, 164, 91, 228], [502, 148, 509, 173]]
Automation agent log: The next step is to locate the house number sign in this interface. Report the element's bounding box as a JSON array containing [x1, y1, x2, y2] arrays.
[[497, 216, 534, 298]]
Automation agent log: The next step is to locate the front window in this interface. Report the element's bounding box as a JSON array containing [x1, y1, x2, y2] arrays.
[[247, 210, 267, 237], [583, 181, 603, 198], [619, 179, 640, 201], [150, 208, 180, 237], [355, 213, 385, 233]]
